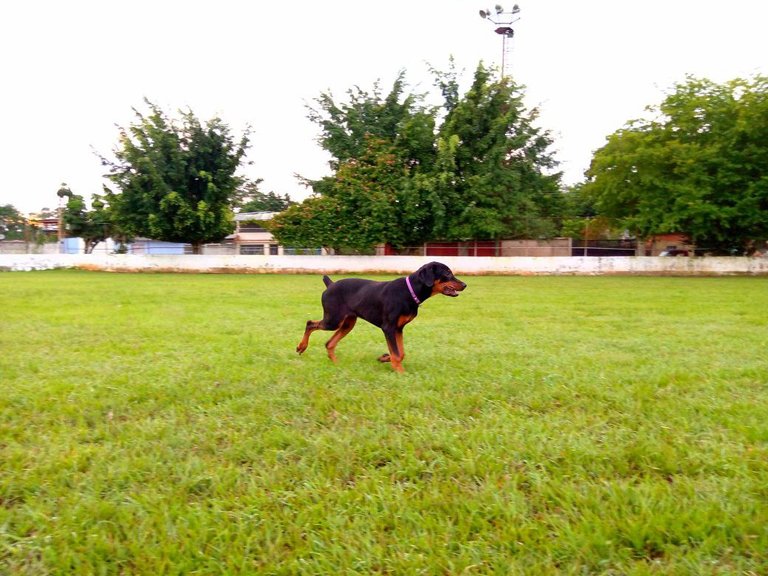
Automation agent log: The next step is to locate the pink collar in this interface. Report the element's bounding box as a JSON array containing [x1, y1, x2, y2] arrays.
[[406, 276, 421, 305]]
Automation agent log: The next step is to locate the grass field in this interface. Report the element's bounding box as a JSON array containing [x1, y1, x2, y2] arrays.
[[1, 270, 767, 575]]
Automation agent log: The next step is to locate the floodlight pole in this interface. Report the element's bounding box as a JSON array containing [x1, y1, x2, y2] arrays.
[[57, 193, 66, 254], [478, 4, 521, 80], [56, 183, 71, 254]]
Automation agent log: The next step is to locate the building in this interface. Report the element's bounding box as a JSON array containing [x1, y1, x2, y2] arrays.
[[228, 212, 282, 255], [230, 212, 328, 255], [27, 216, 59, 239]]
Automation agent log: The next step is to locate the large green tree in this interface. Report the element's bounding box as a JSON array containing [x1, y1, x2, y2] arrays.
[[584, 75, 768, 254], [271, 64, 562, 253], [433, 64, 562, 240], [102, 100, 251, 253], [272, 73, 439, 252]]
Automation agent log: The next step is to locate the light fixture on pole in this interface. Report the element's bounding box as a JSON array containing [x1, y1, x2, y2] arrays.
[[478, 4, 521, 79]]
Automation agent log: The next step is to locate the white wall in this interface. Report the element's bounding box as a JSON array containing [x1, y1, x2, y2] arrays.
[[2, 254, 768, 275]]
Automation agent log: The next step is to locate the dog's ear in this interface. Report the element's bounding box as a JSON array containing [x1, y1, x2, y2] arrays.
[[417, 262, 439, 286]]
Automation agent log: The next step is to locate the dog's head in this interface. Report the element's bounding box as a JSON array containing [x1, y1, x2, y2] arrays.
[[415, 261, 467, 298]]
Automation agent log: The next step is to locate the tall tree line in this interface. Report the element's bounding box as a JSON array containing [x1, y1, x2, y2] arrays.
[[269, 64, 563, 253], [47, 72, 765, 255]]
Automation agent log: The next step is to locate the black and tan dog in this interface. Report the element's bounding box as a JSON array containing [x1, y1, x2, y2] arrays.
[[297, 261, 467, 372]]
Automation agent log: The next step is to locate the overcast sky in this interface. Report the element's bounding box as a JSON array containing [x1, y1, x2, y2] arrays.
[[1, 0, 766, 215]]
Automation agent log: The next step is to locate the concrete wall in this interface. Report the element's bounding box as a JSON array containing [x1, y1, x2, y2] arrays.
[[2, 253, 768, 275], [0, 241, 61, 254]]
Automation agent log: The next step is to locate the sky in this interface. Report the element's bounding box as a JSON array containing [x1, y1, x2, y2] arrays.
[[1, 0, 766, 215]]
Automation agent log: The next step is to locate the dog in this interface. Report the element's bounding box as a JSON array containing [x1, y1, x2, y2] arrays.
[[296, 261, 467, 372]]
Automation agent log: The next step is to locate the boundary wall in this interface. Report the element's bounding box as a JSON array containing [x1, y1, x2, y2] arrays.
[[2, 254, 768, 275]]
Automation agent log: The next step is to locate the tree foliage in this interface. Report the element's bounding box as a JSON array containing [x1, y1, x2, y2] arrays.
[[308, 71, 437, 172], [434, 65, 562, 240], [271, 64, 562, 252], [584, 75, 768, 254], [101, 100, 250, 253], [272, 73, 440, 252], [237, 180, 294, 213], [61, 192, 115, 253], [266, 195, 340, 251], [269, 137, 407, 253], [0, 204, 26, 241]]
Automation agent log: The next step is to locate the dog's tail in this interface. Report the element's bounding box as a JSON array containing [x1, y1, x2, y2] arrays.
[[322, 275, 333, 287]]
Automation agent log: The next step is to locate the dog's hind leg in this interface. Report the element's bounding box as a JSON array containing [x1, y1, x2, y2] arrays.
[[297, 310, 345, 356], [325, 315, 357, 363]]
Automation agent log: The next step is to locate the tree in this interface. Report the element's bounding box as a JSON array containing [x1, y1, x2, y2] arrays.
[[270, 137, 407, 253], [61, 193, 114, 253], [237, 180, 294, 212], [266, 195, 340, 251], [434, 63, 562, 240], [320, 137, 404, 252], [271, 64, 563, 253], [0, 204, 26, 241], [101, 100, 250, 253], [558, 183, 619, 240], [307, 71, 437, 172], [583, 75, 768, 254], [272, 73, 439, 252]]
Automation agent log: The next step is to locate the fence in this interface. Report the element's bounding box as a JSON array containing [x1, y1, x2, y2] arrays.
[[571, 239, 639, 257], [379, 239, 573, 257]]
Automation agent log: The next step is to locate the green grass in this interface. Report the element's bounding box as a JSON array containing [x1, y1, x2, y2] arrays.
[[1, 270, 767, 575]]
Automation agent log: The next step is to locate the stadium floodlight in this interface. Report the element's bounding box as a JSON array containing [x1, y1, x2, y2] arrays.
[[477, 4, 521, 79]]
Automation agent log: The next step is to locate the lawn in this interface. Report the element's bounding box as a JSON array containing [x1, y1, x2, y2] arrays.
[[1, 270, 767, 575]]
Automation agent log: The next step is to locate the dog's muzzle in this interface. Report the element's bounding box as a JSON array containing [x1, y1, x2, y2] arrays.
[[443, 281, 467, 297]]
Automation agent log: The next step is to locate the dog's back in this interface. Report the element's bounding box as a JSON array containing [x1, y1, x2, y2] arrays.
[[321, 277, 393, 327]]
